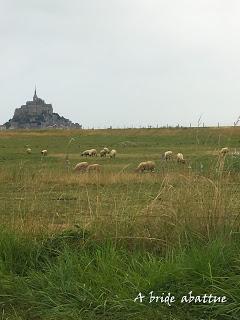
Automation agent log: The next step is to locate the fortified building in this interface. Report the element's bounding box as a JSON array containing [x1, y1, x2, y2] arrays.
[[5, 88, 81, 129]]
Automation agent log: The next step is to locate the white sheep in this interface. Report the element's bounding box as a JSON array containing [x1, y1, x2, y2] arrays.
[[109, 149, 117, 158], [73, 162, 89, 172], [81, 150, 91, 157], [176, 153, 185, 164], [86, 163, 101, 172], [81, 149, 97, 157], [88, 149, 97, 157], [100, 149, 108, 157], [220, 147, 229, 156], [232, 148, 240, 157], [135, 161, 156, 173], [41, 149, 48, 156], [65, 159, 71, 169], [26, 148, 32, 154], [164, 150, 173, 161], [103, 147, 110, 154]]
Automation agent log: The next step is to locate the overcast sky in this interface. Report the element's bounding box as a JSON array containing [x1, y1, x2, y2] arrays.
[[1, 0, 240, 128]]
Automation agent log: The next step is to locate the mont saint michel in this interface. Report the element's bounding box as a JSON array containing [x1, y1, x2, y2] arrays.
[[4, 89, 81, 129]]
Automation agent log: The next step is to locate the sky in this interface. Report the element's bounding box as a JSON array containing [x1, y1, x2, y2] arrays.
[[1, 0, 240, 128]]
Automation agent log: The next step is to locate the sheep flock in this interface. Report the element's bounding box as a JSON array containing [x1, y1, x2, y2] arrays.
[[24, 145, 236, 174]]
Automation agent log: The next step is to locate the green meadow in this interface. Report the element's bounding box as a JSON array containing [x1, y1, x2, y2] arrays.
[[0, 127, 240, 319]]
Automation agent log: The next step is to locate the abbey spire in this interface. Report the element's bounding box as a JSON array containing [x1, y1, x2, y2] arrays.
[[33, 86, 38, 101]]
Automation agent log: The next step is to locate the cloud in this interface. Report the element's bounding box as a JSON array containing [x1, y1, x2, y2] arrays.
[[1, 0, 240, 127]]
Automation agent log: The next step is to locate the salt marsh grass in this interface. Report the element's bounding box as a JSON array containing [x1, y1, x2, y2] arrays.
[[0, 127, 240, 319]]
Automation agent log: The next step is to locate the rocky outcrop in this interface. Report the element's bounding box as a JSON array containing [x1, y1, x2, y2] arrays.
[[4, 89, 82, 129]]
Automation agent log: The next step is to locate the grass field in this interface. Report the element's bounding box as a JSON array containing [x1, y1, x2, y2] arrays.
[[0, 127, 240, 319]]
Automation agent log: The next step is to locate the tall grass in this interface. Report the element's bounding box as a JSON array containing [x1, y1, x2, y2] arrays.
[[0, 229, 240, 319], [1, 157, 239, 249], [0, 128, 240, 319]]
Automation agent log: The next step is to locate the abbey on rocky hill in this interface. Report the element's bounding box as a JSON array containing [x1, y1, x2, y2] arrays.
[[5, 88, 81, 129]]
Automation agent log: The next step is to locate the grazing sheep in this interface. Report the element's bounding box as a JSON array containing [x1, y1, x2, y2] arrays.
[[103, 147, 110, 154], [73, 162, 89, 172], [109, 149, 117, 158], [81, 149, 97, 157], [86, 164, 101, 172], [100, 149, 108, 157], [176, 153, 185, 164], [135, 161, 156, 173], [65, 159, 71, 169], [41, 149, 48, 156], [220, 147, 229, 156], [88, 149, 97, 157], [26, 148, 32, 154], [232, 148, 240, 157], [81, 150, 91, 157], [164, 150, 173, 161]]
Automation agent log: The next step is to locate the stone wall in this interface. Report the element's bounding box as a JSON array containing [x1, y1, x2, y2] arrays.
[[13, 103, 53, 118]]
